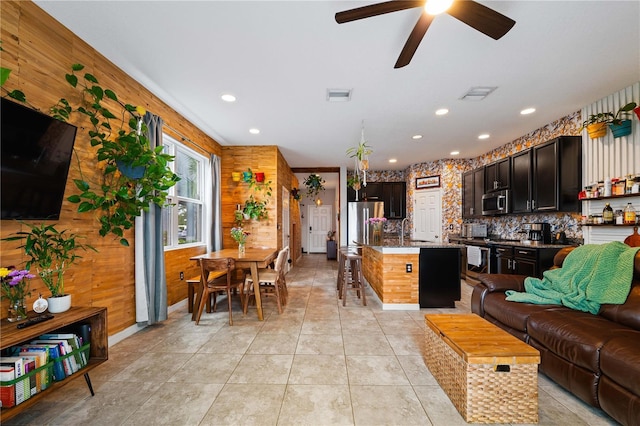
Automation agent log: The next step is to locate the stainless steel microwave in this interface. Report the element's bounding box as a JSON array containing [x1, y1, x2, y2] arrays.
[[482, 189, 511, 215]]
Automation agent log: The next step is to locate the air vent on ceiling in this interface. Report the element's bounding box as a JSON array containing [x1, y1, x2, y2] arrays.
[[327, 89, 352, 102], [459, 86, 497, 101]]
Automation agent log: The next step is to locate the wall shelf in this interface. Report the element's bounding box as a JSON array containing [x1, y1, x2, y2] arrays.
[[580, 193, 640, 202]]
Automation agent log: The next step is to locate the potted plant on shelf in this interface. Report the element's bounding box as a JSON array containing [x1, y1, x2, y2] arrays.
[[3, 223, 96, 313], [50, 64, 180, 246], [304, 174, 326, 199], [608, 101, 637, 138], [1, 266, 34, 322]]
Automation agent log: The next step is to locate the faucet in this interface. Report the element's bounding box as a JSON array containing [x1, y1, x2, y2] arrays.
[[400, 218, 409, 245]]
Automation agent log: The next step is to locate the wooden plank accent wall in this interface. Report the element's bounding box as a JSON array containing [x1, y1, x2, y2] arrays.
[[362, 247, 419, 304], [0, 1, 221, 333]]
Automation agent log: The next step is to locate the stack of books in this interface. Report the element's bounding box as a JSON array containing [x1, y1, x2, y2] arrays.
[[0, 332, 89, 408]]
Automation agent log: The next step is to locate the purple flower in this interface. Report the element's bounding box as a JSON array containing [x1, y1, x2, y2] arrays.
[[7, 269, 35, 286]]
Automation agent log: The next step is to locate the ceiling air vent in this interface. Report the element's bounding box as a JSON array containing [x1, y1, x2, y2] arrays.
[[460, 86, 497, 101], [326, 89, 352, 102]]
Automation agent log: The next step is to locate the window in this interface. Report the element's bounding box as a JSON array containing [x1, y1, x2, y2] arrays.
[[163, 135, 208, 249]]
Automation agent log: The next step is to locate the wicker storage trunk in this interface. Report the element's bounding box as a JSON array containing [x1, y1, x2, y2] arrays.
[[424, 314, 540, 423]]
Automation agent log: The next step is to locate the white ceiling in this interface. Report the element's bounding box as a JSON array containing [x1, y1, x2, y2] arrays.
[[35, 1, 640, 177]]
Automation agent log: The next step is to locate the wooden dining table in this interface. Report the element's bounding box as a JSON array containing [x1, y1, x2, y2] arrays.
[[190, 247, 278, 321]]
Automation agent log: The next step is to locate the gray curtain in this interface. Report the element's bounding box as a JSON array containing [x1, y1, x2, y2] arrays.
[[210, 154, 223, 251], [135, 112, 168, 324]]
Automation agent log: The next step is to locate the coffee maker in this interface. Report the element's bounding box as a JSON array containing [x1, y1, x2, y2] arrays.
[[522, 223, 551, 244]]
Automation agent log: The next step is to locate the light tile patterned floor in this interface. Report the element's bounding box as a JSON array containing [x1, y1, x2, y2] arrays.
[[5, 254, 617, 425]]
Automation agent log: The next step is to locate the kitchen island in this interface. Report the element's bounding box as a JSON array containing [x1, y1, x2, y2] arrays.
[[360, 238, 464, 310]]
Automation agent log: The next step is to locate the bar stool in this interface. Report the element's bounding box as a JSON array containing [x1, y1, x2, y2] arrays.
[[337, 246, 360, 295], [340, 249, 366, 306]]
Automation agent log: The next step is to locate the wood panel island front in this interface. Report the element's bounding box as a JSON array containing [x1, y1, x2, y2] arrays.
[[361, 240, 464, 310]]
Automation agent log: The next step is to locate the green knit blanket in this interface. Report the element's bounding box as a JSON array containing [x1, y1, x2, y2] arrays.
[[505, 241, 639, 314]]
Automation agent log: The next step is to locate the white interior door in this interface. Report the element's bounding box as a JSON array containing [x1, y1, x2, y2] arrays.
[[308, 205, 332, 253], [414, 189, 442, 242], [282, 187, 291, 272]]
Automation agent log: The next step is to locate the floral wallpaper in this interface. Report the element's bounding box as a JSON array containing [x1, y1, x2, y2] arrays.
[[356, 111, 583, 242]]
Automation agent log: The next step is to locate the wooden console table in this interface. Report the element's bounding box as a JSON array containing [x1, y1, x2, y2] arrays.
[[0, 306, 108, 421]]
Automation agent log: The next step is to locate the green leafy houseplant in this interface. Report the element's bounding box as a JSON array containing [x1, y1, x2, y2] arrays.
[[3, 223, 96, 297], [0, 42, 26, 103], [304, 174, 326, 199], [347, 174, 361, 191], [50, 64, 180, 246], [242, 195, 269, 221], [609, 102, 637, 125]]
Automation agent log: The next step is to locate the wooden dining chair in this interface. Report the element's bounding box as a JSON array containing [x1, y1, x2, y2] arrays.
[[195, 257, 245, 326], [243, 247, 289, 314]]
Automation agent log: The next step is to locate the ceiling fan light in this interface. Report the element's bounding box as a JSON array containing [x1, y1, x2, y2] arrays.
[[424, 0, 454, 15]]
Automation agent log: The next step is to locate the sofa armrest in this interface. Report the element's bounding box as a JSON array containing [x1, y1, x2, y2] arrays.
[[477, 273, 527, 292], [471, 274, 527, 318]]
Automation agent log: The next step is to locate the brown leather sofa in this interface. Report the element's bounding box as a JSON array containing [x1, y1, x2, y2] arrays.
[[471, 248, 640, 426]]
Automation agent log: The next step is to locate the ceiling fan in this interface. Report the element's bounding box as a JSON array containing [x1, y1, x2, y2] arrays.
[[335, 0, 516, 68]]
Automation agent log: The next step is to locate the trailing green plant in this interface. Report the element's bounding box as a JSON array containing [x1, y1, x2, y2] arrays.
[[2, 223, 96, 297], [51, 64, 180, 246], [304, 174, 325, 198], [347, 174, 361, 190], [580, 112, 612, 131], [242, 195, 268, 221], [244, 168, 273, 197]]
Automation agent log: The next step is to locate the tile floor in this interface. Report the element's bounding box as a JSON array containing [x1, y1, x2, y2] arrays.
[[6, 254, 617, 425]]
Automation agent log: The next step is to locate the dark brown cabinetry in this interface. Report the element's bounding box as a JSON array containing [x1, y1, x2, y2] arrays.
[[485, 158, 511, 192], [347, 182, 406, 219], [511, 136, 581, 213], [511, 150, 532, 213], [382, 182, 406, 219], [495, 245, 561, 278], [462, 168, 485, 219]]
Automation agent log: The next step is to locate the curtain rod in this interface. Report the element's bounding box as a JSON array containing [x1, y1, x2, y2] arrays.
[[163, 122, 208, 154]]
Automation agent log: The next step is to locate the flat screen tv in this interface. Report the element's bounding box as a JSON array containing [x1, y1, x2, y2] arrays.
[[1, 97, 78, 220]]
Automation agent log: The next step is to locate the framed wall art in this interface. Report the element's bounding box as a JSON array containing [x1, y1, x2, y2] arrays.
[[416, 175, 440, 189]]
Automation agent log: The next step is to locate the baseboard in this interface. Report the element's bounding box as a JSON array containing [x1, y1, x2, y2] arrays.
[[107, 299, 188, 347]]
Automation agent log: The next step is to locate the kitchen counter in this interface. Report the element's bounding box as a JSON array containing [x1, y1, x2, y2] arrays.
[[359, 237, 465, 254], [448, 235, 575, 249]]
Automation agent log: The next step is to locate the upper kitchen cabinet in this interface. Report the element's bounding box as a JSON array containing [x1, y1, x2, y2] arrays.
[[347, 182, 406, 219], [511, 150, 532, 213], [382, 182, 406, 219], [484, 158, 511, 192], [533, 136, 581, 212], [511, 136, 581, 213], [462, 167, 485, 219]]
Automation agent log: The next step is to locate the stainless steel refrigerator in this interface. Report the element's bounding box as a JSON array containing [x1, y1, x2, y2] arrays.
[[347, 201, 384, 245]]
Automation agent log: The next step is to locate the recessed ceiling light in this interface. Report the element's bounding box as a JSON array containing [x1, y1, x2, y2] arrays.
[[389, 158, 397, 163], [221, 94, 236, 102], [435, 108, 449, 116], [520, 107, 536, 115], [249, 128, 260, 134], [478, 134, 490, 140], [412, 135, 423, 140], [450, 151, 460, 156]]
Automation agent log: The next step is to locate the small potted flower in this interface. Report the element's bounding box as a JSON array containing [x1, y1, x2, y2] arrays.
[[366, 217, 387, 244], [1, 266, 35, 322], [230, 227, 249, 255]]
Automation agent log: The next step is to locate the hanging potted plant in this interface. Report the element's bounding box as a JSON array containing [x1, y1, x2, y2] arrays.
[[580, 112, 611, 139], [304, 174, 326, 199], [608, 101, 637, 138], [3, 223, 96, 313], [291, 188, 301, 201], [347, 174, 362, 191], [50, 64, 180, 246], [242, 195, 269, 221], [346, 140, 373, 171]]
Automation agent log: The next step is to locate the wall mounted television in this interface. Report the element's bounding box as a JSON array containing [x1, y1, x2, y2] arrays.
[[1, 97, 78, 220]]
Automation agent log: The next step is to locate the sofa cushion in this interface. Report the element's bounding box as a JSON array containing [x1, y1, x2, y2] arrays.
[[477, 273, 526, 292], [600, 333, 640, 396], [483, 292, 562, 334], [527, 309, 632, 372], [599, 282, 640, 331]]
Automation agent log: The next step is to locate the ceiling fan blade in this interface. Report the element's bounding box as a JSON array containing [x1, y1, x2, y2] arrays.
[[335, 1, 424, 24], [447, 0, 515, 40], [394, 12, 434, 68]]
